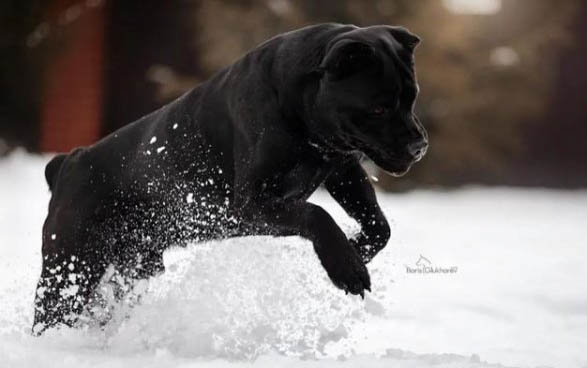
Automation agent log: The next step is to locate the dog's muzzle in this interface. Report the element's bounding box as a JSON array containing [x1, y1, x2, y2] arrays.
[[407, 138, 428, 162]]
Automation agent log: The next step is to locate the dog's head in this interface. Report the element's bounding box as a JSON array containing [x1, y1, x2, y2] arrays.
[[309, 25, 428, 176]]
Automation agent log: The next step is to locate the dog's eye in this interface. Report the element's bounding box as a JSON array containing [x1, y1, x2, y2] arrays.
[[370, 106, 387, 116]]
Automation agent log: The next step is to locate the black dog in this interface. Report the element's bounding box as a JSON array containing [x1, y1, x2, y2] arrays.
[[33, 23, 427, 334]]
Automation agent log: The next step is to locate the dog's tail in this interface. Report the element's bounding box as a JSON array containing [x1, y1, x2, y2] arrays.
[[44, 154, 66, 192]]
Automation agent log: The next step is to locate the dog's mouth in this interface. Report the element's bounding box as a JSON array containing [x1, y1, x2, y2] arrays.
[[375, 156, 415, 177], [361, 145, 420, 177], [337, 132, 423, 176]]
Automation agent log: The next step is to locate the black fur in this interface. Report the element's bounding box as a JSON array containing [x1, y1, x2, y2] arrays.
[[44, 154, 66, 191], [33, 23, 427, 334]]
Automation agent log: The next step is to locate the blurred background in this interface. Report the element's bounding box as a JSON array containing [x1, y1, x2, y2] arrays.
[[1, 0, 586, 190]]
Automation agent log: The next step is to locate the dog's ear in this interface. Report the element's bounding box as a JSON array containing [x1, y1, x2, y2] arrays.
[[388, 27, 420, 52], [320, 40, 378, 80]]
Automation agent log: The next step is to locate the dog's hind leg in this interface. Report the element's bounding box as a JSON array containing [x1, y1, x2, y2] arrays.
[[32, 245, 108, 335], [87, 248, 165, 325]]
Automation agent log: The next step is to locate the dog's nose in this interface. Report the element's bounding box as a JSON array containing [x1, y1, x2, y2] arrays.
[[407, 139, 428, 161]]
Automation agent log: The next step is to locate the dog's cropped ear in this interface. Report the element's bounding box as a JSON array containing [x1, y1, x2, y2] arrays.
[[388, 27, 421, 52], [320, 40, 378, 81]]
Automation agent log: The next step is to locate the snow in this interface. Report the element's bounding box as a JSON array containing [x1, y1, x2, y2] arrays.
[[1, 150, 586, 368]]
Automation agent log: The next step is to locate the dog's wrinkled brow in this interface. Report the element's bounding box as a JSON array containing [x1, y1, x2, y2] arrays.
[[372, 32, 416, 84], [391, 48, 416, 80]]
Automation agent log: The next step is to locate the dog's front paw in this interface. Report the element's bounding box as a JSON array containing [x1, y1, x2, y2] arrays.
[[321, 245, 371, 298]]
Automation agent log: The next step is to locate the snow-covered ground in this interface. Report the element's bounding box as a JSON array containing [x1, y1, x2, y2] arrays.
[[0, 150, 586, 368]]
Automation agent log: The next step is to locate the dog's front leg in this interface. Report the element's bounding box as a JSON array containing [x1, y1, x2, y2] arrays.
[[325, 158, 391, 263], [241, 201, 371, 297]]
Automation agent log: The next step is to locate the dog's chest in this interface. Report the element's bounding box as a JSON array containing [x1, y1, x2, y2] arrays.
[[266, 153, 334, 202]]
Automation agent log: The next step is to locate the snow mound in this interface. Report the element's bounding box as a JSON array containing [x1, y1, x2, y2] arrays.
[[0, 236, 499, 368], [2, 151, 587, 368], [103, 236, 368, 360]]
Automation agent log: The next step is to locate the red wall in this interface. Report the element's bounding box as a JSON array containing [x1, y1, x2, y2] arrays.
[[40, 2, 105, 152]]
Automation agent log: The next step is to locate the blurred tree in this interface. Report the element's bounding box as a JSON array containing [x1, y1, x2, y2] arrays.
[[0, 0, 47, 152], [384, 0, 581, 189], [187, 0, 581, 189], [1, 0, 584, 188], [104, 0, 203, 135], [521, 1, 587, 187]]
